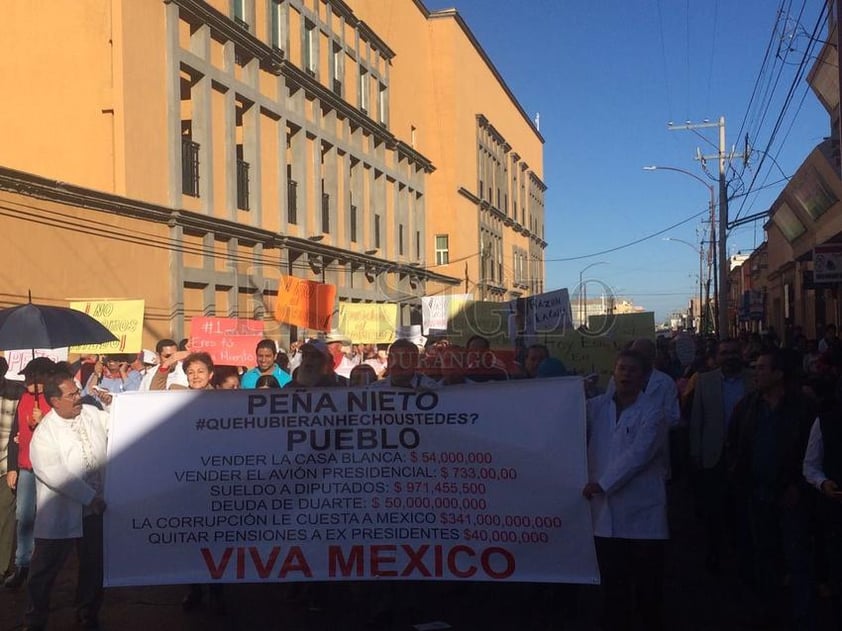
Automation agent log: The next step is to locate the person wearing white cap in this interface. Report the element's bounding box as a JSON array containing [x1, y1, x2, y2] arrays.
[[323, 330, 356, 380]]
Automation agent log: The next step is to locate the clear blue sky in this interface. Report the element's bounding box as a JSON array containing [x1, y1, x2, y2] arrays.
[[423, 0, 830, 322]]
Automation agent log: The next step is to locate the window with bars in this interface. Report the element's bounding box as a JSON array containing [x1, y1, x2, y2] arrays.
[[321, 181, 330, 233], [236, 158, 249, 210], [286, 165, 297, 224], [181, 136, 200, 197]]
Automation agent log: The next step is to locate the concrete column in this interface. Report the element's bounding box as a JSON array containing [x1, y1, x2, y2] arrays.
[[164, 1, 182, 208]]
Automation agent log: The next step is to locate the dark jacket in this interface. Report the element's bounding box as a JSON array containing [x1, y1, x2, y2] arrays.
[[726, 389, 815, 498]]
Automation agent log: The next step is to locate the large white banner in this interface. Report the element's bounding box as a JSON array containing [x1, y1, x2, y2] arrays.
[[104, 379, 598, 586]]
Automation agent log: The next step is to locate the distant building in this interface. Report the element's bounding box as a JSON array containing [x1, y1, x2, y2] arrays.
[[574, 294, 644, 328]]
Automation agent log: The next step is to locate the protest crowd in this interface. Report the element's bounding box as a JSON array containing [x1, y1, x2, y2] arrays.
[[1, 319, 842, 630]]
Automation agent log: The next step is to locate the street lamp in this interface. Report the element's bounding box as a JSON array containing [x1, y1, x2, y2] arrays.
[[644, 165, 721, 338], [578, 261, 608, 328], [663, 237, 706, 333]]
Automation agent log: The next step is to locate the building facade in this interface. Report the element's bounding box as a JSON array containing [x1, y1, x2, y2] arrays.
[[0, 0, 546, 345]]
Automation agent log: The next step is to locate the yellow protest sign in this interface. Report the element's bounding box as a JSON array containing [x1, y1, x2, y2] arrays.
[[338, 303, 397, 344], [70, 299, 145, 353], [545, 312, 656, 387]]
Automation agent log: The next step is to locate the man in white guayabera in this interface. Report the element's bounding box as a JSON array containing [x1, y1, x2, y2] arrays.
[[23, 370, 109, 631]]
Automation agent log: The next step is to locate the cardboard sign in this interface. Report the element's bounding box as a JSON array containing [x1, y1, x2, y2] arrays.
[[528, 289, 573, 334], [338, 303, 398, 344], [70, 300, 145, 353], [188, 317, 265, 367], [2, 348, 69, 381], [274, 277, 336, 331], [421, 294, 473, 334], [544, 312, 656, 387], [104, 379, 599, 586]]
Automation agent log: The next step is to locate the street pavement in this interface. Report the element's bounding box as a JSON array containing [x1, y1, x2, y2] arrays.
[[0, 479, 836, 630]]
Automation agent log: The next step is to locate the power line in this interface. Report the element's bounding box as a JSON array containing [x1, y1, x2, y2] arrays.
[[538, 205, 709, 263], [731, 0, 825, 225], [656, 0, 675, 122]]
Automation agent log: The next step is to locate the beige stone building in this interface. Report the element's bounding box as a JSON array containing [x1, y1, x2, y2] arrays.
[[0, 0, 545, 346]]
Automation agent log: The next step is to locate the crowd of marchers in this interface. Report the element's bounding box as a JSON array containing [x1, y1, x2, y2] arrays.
[[584, 327, 842, 631], [2, 324, 842, 630], [0, 329, 563, 630]]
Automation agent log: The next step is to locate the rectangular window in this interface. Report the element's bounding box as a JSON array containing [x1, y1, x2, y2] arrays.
[[378, 83, 387, 125], [374, 213, 381, 249], [435, 234, 449, 265], [270, 1, 282, 51], [359, 68, 368, 113], [286, 164, 297, 224], [415, 231, 421, 260], [236, 156, 249, 210], [304, 20, 316, 75], [772, 202, 806, 242], [232, 0, 248, 29], [332, 44, 342, 96], [181, 136, 200, 197], [321, 180, 330, 233], [399, 224, 404, 255], [350, 204, 358, 242]]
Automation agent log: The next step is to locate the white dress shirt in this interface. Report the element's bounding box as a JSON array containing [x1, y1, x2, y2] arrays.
[[30, 405, 109, 539], [803, 417, 828, 490], [586, 392, 669, 540]]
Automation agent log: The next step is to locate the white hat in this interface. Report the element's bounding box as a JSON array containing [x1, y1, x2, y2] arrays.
[[322, 329, 351, 345], [396, 324, 426, 349], [141, 349, 158, 365]]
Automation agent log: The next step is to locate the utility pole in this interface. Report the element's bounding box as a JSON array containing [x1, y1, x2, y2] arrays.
[[837, 0, 842, 177], [668, 117, 730, 339], [464, 262, 469, 294]]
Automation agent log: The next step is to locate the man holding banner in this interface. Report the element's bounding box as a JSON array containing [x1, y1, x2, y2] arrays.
[[25, 370, 108, 631], [583, 349, 669, 631]]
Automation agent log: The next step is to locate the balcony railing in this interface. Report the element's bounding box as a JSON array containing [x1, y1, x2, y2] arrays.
[[287, 179, 298, 224], [181, 138, 200, 197], [236, 159, 250, 210]]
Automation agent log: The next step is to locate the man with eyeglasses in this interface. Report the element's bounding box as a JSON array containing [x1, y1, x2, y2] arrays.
[[23, 370, 109, 631], [138, 338, 187, 391]]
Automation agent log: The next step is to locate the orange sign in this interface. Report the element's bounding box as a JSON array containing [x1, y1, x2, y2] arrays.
[[273, 276, 336, 331]]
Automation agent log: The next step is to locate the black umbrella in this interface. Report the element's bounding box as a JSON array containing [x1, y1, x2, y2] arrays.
[[0, 302, 118, 350]]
